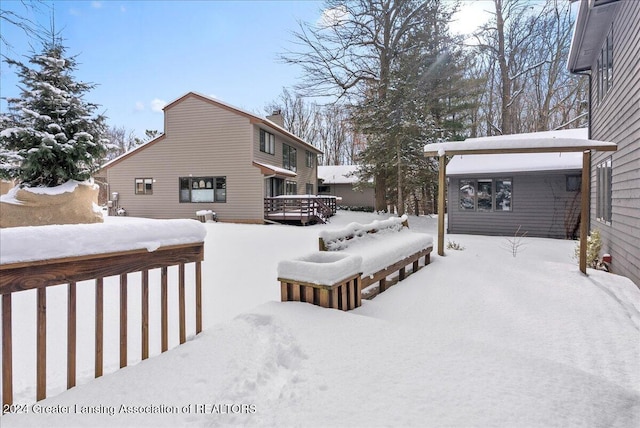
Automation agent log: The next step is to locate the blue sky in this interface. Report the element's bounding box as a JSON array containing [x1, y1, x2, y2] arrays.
[[1, 0, 492, 138], [1, 0, 326, 137]]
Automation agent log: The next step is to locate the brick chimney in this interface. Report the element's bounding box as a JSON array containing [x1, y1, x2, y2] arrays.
[[267, 110, 284, 128]]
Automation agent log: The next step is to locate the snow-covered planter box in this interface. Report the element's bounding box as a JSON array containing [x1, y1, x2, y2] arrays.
[[277, 252, 363, 311], [318, 215, 433, 296]]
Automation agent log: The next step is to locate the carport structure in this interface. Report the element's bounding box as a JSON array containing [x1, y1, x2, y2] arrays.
[[424, 131, 617, 274]]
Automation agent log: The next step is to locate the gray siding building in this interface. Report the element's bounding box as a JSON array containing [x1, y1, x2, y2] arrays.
[[318, 165, 375, 210], [568, 0, 640, 286], [447, 149, 583, 239], [100, 92, 322, 223]]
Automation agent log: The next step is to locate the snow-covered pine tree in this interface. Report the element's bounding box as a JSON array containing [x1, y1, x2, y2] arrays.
[[0, 37, 108, 188]]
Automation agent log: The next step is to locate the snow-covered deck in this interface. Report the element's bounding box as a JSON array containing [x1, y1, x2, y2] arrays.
[[0, 218, 206, 406]]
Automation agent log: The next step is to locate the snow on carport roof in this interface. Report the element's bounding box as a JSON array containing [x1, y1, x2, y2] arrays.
[[446, 152, 583, 175], [423, 128, 617, 156]]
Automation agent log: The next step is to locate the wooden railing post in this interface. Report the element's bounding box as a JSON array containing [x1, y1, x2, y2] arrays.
[[196, 261, 202, 334], [67, 282, 76, 389], [141, 270, 149, 360], [36, 287, 46, 401], [161, 267, 168, 352], [95, 278, 103, 378], [179, 263, 186, 344], [2, 294, 13, 407], [119, 274, 127, 368]]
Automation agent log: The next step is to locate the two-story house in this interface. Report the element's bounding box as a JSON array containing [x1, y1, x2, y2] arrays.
[[568, 0, 639, 286], [100, 92, 323, 223]]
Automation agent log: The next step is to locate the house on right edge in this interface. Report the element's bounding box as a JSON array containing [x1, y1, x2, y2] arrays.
[[568, 0, 639, 286]]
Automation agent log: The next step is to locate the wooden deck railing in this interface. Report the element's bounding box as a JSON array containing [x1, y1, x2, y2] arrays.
[[264, 196, 337, 224], [1, 242, 204, 407]]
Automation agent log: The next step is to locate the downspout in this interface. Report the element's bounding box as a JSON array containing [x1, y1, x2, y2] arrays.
[[571, 70, 592, 139], [570, 69, 592, 246]]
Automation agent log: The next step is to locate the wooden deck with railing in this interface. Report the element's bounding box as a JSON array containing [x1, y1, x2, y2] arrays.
[[264, 196, 337, 225], [1, 242, 204, 407]]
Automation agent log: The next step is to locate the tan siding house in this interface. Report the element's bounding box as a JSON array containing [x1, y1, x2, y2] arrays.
[[568, 0, 640, 286], [101, 92, 322, 223]]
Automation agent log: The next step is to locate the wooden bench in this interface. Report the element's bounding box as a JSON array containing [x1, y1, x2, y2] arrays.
[[318, 215, 433, 296]]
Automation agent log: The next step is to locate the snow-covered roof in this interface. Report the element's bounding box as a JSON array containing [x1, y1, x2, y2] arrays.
[[424, 128, 617, 156], [318, 165, 367, 184], [252, 161, 297, 178], [447, 152, 583, 175]]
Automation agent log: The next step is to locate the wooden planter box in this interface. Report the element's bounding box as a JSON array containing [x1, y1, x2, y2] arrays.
[[278, 252, 362, 311]]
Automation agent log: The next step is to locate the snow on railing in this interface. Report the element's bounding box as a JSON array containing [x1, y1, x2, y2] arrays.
[[0, 218, 206, 407]]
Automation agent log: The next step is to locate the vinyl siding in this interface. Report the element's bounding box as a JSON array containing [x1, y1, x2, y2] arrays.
[[252, 126, 318, 195], [319, 184, 375, 208], [590, 0, 640, 286], [106, 95, 264, 221], [447, 172, 581, 239]]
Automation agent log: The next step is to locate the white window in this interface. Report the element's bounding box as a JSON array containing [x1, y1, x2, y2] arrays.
[[179, 176, 226, 203], [260, 129, 275, 155], [135, 178, 153, 195]]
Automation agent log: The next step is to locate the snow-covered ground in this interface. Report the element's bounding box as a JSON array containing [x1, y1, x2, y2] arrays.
[[2, 211, 639, 427]]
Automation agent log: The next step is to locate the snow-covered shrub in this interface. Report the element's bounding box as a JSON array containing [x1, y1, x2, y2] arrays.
[[574, 229, 602, 268]]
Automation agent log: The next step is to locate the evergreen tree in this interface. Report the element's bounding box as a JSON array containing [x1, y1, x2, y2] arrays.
[[0, 35, 108, 187]]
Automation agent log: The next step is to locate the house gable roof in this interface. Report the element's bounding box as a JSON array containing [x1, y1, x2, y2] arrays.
[[165, 92, 322, 154], [100, 92, 322, 171]]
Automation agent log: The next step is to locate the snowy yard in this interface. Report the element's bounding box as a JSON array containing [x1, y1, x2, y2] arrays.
[[2, 211, 639, 427]]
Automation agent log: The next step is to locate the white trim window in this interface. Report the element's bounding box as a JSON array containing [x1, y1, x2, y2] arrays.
[[285, 180, 297, 195], [135, 178, 153, 195], [283, 144, 297, 172], [597, 24, 614, 105], [459, 178, 512, 212], [260, 129, 275, 155], [179, 176, 226, 203], [306, 150, 315, 168], [596, 157, 612, 223]]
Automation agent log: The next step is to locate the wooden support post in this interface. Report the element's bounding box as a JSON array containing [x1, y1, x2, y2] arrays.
[[304, 285, 314, 303], [36, 287, 46, 401], [3, 294, 13, 407], [355, 276, 362, 308], [379, 278, 387, 293], [341, 283, 348, 311], [141, 270, 149, 360], [438, 154, 446, 256], [280, 282, 289, 302], [95, 278, 103, 378], [179, 263, 186, 344], [413, 260, 419, 273], [67, 282, 76, 389], [290, 283, 300, 301], [399, 266, 406, 281], [330, 287, 339, 309], [161, 267, 168, 353], [580, 150, 591, 274], [318, 289, 330, 308], [195, 261, 202, 334], [119, 274, 127, 369]]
